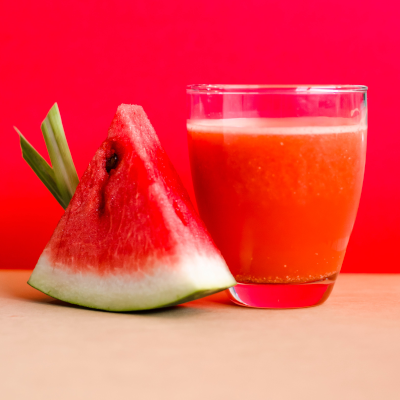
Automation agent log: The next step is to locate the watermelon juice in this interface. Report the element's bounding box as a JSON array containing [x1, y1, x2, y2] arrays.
[[187, 117, 367, 285]]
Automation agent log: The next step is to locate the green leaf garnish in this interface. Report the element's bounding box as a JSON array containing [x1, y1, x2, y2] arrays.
[[15, 103, 79, 209], [16, 128, 69, 209]]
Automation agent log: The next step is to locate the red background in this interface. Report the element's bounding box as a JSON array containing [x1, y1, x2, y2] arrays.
[[1, 0, 399, 272]]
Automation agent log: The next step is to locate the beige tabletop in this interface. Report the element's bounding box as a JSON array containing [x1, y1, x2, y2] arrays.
[[0, 270, 399, 400]]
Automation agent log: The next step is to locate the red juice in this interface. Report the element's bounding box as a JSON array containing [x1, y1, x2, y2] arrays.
[[188, 117, 367, 284]]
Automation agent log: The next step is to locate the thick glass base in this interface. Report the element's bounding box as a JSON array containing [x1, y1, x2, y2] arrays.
[[228, 278, 336, 309]]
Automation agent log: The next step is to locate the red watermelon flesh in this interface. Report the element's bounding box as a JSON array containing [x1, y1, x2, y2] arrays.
[[28, 105, 235, 311]]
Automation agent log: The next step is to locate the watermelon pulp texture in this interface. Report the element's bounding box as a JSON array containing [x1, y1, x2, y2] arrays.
[[28, 105, 236, 311]]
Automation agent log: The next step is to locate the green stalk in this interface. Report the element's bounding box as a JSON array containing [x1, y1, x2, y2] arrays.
[[15, 103, 79, 209], [41, 103, 79, 206]]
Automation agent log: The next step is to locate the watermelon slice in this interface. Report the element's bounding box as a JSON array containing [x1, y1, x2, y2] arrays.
[[28, 105, 235, 311]]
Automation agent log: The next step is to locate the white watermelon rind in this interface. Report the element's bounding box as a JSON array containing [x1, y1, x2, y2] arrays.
[[28, 252, 236, 312]]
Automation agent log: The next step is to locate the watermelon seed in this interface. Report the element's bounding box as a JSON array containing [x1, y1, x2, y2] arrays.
[[106, 154, 118, 173]]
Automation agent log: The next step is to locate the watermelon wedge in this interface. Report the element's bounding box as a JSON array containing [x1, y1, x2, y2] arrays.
[[28, 105, 235, 311]]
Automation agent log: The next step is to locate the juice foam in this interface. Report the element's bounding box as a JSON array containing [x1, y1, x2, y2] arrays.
[[187, 117, 367, 135]]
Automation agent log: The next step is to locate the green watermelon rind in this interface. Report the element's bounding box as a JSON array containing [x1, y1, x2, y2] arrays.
[[28, 252, 236, 312], [27, 280, 230, 312]]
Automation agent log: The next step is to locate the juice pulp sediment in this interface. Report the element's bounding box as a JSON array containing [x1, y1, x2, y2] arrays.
[[187, 117, 367, 284]]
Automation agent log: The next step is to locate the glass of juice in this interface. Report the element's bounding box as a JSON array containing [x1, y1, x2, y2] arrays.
[[187, 85, 367, 308]]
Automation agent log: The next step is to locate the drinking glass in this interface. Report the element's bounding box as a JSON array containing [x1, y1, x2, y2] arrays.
[[186, 85, 367, 308]]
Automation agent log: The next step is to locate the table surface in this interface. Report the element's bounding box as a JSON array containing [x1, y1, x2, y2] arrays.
[[0, 271, 399, 400]]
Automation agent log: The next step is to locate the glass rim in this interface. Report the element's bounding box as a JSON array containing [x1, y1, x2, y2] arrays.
[[186, 84, 368, 94]]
